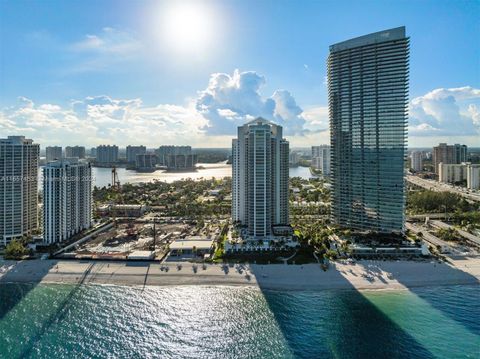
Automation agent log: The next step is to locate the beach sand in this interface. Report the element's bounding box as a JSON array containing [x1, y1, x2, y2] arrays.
[[1, 257, 479, 291]]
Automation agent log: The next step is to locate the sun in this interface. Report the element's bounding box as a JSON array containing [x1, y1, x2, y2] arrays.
[[160, 2, 216, 54]]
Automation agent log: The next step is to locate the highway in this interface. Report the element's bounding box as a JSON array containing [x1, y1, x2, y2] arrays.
[[406, 175, 480, 203], [430, 220, 480, 248]]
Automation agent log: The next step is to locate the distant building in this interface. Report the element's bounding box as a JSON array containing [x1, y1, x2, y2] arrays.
[[466, 164, 480, 190], [96, 145, 119, 163], [289, 151, 300, 166], [410, 151, 423, 172], [328, 27, 408, 234], [311, 145, 331, 175], [0, 136, 40, 246], [90, 147, 97, 158], [46, 146, 62, 162], [135, 153, 156, 171], [439, 162, 480, 189], [165, 154, 197, 170], [433, 143, 468, 174], [65, 146, 86, 159], [232, 118, 290, 240], [126, 145, 146, 163], [438, 163, 467, 185], [155, 145, 192, 166], [43, 158, 92, 244]]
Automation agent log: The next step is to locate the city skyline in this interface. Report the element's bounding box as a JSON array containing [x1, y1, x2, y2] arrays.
[[0, 0, 479, 148]]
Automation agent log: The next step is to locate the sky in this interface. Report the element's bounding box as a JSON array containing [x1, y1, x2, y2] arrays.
[[0, 0, 479, 148]]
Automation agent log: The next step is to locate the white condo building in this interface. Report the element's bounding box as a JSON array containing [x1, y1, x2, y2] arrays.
[[467, 164, 480, 190], [410, 151, 423, 172], [0, 136, 40, 246], [126, 145, 146, 163], [43, 158, 92, 244], [65, 146, 86, 159], [96, 145, 119, 163], [311, 145, 331, 175], [232, 118, 289, 240]]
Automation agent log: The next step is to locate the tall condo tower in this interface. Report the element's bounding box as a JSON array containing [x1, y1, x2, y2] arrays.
[[43, 158, 92, 244], [232, 118, 289, 239], [328, 27, 409, 234], [0, 136, 40, 246]]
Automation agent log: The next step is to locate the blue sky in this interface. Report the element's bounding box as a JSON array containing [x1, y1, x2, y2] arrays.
[[0, 0, 479, 147]]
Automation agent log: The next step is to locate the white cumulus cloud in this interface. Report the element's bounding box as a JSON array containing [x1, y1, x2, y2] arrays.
[[409, 86, 480, 137], [196, 70, 306, 135]]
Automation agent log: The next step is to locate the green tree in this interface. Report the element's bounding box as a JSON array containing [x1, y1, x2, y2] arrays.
[[5, 240, 28, 260]]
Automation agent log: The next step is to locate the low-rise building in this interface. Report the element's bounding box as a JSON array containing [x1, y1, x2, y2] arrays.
[[169, 236, 214, 257]]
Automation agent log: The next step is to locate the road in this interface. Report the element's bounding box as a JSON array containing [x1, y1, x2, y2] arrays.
[[406, 175, 480, 203], [430, 220, 480, 248]]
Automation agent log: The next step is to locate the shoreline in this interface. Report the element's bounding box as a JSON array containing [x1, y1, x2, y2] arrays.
[[1, 258, 479, 291]]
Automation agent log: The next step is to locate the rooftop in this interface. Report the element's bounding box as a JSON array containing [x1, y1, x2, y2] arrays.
[[330, 26, 406, 52]]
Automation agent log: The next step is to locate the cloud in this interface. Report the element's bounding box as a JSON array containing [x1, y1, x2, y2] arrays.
[[1, 95, 206, 147], [68, 27, 142, 72], [409, 86, 480, 136], [196, 70, 306, 135]]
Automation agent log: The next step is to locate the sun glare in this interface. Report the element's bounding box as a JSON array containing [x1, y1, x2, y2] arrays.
[[160, 2, 216, 54]]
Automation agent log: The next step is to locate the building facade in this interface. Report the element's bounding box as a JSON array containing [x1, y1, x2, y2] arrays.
[[439, 162, 480, 190], [43, 158, 92, 244], [410, 151, 423, 172], [466, 164, 480, 190], [155, 146, 192, 166], [46, 146, 62, 162], [165, 154, 197, 170], [65, 146, 86, 159], [126, 145, 146, 163], [0, 136, 40, 246], [433, 143, 468, 174], [232, 118, 289, 239], [135, 153, 156, 171], [328, 27, 408, 234], [289, 151, 300, 166], [438, 163, 466, 185], [96, 145, 119, 163], [311, 145, 331, 175]]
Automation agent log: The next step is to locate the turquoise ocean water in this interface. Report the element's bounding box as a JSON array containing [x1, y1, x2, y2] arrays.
[[0, 283, 479, 358]]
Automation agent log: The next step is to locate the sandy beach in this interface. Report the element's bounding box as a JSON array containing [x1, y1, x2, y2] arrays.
[[1, 257, 479, 290]]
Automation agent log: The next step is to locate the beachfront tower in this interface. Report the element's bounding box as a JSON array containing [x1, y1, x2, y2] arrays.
[[0, 136, 40, 246], [43, 158, 92, 244], [232, 118, 289, 240], [328, 27, 409, 234]]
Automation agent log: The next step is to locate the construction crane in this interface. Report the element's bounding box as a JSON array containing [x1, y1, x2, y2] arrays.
[[111, 166, 121, 189]]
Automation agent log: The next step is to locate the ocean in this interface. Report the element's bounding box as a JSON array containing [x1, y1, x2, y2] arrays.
[[0, 283, 478, 358]]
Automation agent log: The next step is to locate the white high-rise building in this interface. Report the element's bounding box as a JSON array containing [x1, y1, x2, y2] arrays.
[[466, 164, 480, 190], [126, 145, 146, 163], [96, 145, 118, 163], [65, 146, 86, 159], [43, 158, 92, 244], [410, 151, 423, 172], [232, 118, 289, 240], [0, 136, 40, 246], [311, 145, 331, 175], [46, 146, 63, 162]]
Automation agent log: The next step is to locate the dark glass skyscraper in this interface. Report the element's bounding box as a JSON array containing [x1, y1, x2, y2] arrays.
[[328, 27, 409, 234]]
